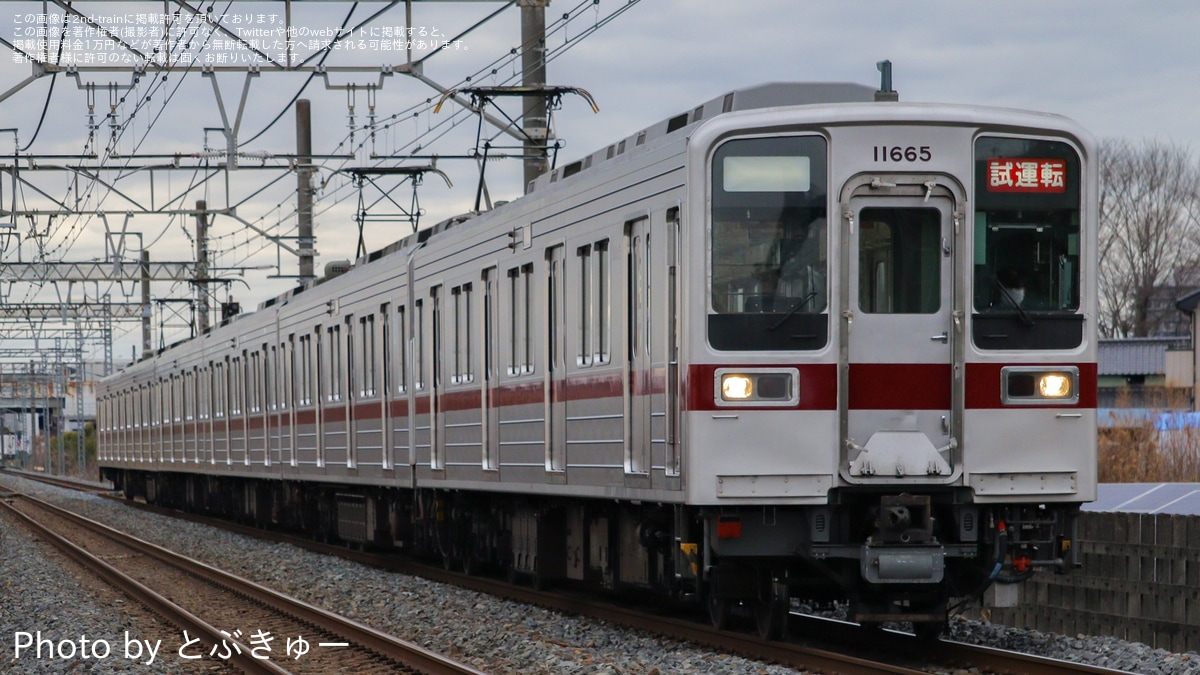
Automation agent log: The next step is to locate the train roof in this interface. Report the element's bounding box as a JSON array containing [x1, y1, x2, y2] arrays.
[[185, 81, 1086, 360], [526, 81, 877, 195], [247, 82, 878, 318]]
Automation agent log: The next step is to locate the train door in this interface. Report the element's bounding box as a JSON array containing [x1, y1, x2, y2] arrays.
[[665, 207, 681, 479], [624, 216, 652, 483], [545, 246, 566, 475], [314, 327, 325, 468], [839, 176, 963, 484], [283, 336, 297, 466], [482, 268, 499, 473], [431, 286, 445, 471]]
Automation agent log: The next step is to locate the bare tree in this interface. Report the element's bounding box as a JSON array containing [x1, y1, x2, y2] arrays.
[[1098, 138, 1200, 337]]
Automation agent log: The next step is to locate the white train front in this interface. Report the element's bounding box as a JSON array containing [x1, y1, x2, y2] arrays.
[[99, 81, 1098, 639]]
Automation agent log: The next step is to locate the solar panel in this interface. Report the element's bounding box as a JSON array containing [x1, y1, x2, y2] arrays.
[[1086, 484, 1200, 516]]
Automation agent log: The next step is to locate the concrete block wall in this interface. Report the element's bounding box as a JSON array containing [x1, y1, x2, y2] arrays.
[[989, 512, 1200, 653]]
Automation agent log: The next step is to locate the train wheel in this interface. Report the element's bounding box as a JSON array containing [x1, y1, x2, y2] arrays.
[[706, 591, 732, 631], [754, 598, 788, 640]]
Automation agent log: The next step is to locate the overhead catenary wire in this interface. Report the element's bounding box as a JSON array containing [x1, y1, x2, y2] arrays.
[[12, 0, 642, 355]]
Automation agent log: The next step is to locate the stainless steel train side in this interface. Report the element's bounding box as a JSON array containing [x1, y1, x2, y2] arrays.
[[100, 82, 1097, 639]]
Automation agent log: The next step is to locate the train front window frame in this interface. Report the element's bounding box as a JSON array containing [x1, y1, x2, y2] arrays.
[[972, 135, 1083, 350], [708, 134, 829, 352]]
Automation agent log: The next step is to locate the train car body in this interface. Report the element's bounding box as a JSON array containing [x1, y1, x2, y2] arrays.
[[100, 81, 1097, 638]]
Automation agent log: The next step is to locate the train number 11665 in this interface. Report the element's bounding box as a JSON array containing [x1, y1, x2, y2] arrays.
[[873, 145, 932, 162]]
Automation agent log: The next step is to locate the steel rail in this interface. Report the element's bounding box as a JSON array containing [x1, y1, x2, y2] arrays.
[[27, 477, 1133, 675], [0, 495, 288, 675], [3, 491, 489, 675]]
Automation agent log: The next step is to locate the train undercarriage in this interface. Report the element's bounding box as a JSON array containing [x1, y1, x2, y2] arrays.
[[103, 468, 1079, 640]]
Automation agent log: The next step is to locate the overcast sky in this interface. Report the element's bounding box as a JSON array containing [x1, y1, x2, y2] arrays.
[[1, 0, 1198, 357]]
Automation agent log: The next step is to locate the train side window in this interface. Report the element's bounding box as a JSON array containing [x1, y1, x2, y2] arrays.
[[394, 304, 407, 394], [432, 287, 442, 389], [344, 318, 355, 401], [547, 247, 563, 372], [381, 306, 391, 395], [507, 264, 536, 375], [214, 361, 226, 419], [483, 268, 497, 381], [181, 372, 190, 422], [453, 287, 462, 383], [452, 284, 474, 384], [314, 328, 325, 405], [156, 380, 165, 426], [231, 355, 244, 415], [577, 244, 592, 366], [280, 339, 290, 410], [414, 300, 425, 390], [249, 351, 262, 414], [265, 346, 275, 411], [596, 240, 610, 364], [298, 334, 312, 406], [199, 367, 209, 420], [361, 314, 377, 398], [327, 325, 342, 402], [507, 268, 520, 375], [287, 339, 297, 409], [523, 263, 535, 373]]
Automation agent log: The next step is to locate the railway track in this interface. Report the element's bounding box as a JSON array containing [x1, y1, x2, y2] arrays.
[[6, 471, 1136, 674], [0, 490, 488, 675], [101, 494, 1136, 675], [0, 467, 115, 494]]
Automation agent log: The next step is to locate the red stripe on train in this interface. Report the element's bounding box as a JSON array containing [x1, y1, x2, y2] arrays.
[[176, 360, 1097, 431], [965, 362, 1097, 409], [684, 364, 838, 411], [849, 363, 952, 410]]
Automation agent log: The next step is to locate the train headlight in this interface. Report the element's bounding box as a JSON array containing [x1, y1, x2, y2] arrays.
[[1038, 373, 1072, 399], [721, 375, 753, 400], [1001, 366, 1080, 405], [715, 368, 800, 406]]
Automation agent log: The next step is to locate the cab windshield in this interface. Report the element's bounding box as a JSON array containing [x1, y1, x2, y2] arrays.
[[709, 135, 828, 351], [972, 136, 1082, 349]]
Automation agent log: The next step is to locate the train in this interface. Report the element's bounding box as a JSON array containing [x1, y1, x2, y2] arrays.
[[99, 77, 1098, 640]]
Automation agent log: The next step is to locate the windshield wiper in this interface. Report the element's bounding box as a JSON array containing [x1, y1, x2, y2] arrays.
[[768, 291, 818, 331], [991, 277, 1035, 327]]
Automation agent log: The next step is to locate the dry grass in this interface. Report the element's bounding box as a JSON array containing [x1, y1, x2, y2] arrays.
[[1099, 388, 1200, 482]]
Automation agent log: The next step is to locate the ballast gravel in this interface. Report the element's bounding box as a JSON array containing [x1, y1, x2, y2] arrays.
[[2, 472, 1198, 674]]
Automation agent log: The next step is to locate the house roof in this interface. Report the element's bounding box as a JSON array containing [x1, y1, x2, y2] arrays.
[[1177, 287, 1200, 313], [1098, 337, 1188, 376]]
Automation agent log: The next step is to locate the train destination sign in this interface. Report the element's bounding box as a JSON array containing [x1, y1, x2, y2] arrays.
[[986, 158, 1067, 193]]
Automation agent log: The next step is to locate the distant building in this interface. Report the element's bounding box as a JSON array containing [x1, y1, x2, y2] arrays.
[[1097, 337, 1192, 409], [1174, 289, 1200, 411], [1146, 285, 1199, 338]]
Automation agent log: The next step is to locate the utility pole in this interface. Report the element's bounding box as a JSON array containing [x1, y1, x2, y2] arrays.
[[141, 250, 152, 356], [520, 0, 549, 191], [195, 199, 210, 334], [296, 99, 315, 281], [75, 323, 85, 476]]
